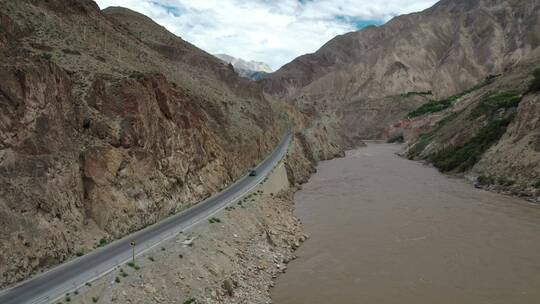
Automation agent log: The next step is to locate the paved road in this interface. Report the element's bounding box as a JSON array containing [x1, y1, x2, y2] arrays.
[[0, 132, 292, 304]]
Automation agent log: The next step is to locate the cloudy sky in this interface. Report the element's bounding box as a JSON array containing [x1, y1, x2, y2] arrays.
[[95, 0, 437, 70]]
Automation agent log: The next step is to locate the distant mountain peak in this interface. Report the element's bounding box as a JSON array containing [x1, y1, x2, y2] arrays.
[[215, 54, 273, 80]]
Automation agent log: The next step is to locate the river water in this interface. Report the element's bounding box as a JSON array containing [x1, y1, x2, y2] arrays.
[[272, 143, 540, 304]]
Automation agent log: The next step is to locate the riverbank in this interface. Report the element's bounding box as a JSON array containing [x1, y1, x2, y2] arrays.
[[272, 143, 540, 304]]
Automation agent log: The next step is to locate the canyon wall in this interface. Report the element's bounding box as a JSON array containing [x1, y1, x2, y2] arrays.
[[0, 0, 344, 288]]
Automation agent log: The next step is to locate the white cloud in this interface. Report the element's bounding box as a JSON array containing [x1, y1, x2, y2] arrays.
[[95, 0, 437, 70]]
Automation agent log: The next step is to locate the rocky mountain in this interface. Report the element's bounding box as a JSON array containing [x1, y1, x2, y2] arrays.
[[387, 49, 540, 198], [262, 0, 540, 143], [1, 0, 539, 298], [215, 53, 273, 80], [0, 0, 342, 288]]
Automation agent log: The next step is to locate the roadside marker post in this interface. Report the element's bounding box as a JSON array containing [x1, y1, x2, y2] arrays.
[[130, 240, 136, 264]]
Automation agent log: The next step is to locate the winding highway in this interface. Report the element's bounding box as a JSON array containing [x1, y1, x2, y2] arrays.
[[0, 132, 292, 304]]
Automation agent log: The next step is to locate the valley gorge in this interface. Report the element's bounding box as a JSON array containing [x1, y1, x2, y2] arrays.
[[0, 0, 539, 303]]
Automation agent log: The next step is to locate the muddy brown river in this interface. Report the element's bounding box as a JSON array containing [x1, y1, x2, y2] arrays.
[[272, 143, 540, 304]]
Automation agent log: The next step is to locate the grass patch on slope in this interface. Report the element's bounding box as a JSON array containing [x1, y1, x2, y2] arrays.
[[407, 98, 454, 118], [469, 91, 522, 119], [406, 112, 459, 159], [428, 115, 515, 172], [400, 91, 433, 98], [407, 74, 500, 118]]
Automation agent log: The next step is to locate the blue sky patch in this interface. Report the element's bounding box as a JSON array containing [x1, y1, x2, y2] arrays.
[[150, 1, 182, 17], [335, 15, 383, 30]]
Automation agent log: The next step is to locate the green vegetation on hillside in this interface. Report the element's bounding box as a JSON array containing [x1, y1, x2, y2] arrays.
[[40, 53, 52, 60], [428, 115, 514, 172], [183, 298, 196, 304], [400, 91, 433, 98], [129, 71, 145, 80], [407, 98, 454, 118], [406, 112, 460, 159], [477, 175, 515, 187], [406, 74, 501, 118], [528, 68, 540, 93], [469, 91, 522, 119], [477, 175, 496, 185], [408, 86, 523, 173]]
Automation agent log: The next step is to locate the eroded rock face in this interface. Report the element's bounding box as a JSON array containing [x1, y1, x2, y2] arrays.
[[81, 73, 240, 236], [0, 0, 344, 289], [0, 59, 83, 286]]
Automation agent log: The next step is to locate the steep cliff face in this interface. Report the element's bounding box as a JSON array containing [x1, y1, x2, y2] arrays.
[[262, 0, 540, 142], [0, 0, 323, 288], [0, 57, 84, 287]]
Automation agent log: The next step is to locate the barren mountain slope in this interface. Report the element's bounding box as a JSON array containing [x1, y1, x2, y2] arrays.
[[0, 0, 342, 288], [386, 47, 540, 198], [262, 0, 540, 142]]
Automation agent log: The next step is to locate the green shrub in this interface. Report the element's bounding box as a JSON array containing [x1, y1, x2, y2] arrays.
[[98, 237, 108, 247], [528, 68, 540, 93], [429, 115, 514, 172], [129, 71, 144, 80], [92, 297, 99, 303], [115, 276, 121, 283], [470, 91, 522, 119], [407, 75, 500, 118], [407, 98, 454, 118], [148, 256, 155, 262], [208, 217, 221, 224], [400, 91, 433, 98], [183, 298, 196, 304], [76, 250, 85, 257], [127, 262, 140, 270], [40, 53, 52, 60], [533, 180, 540, 189], [496, 176, 515, 186], [477, 175, 495, 185]]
